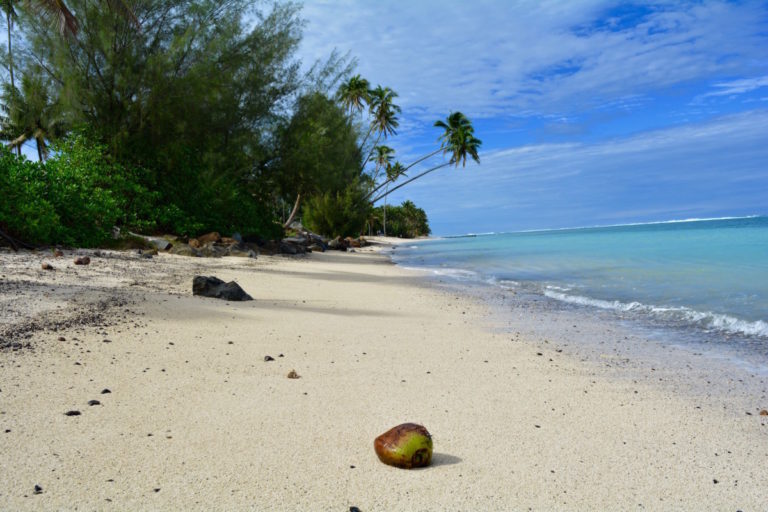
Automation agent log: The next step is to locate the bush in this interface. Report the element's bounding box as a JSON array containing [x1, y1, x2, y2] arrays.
[[0, 148, 59, 244], [303, 183, 370, 237], [0, 134, 160, 247]]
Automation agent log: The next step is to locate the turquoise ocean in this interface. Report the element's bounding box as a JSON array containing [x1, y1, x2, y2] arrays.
[[393, 216, 768, 362]]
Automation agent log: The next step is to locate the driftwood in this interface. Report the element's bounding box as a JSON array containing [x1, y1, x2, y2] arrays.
[[0, 227, 19, 251], [0, 228, 36, 251]]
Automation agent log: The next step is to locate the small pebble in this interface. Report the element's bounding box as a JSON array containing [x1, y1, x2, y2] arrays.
[[88, 400, 101, 406], [264, 355, 274, 362], [58, 337, 66, 342], [759, 410, 768, 416], [64, 410, 81, 416], [103, 339, 112, 343], [74, 256, 90, 265], [287, 370, 300, 379], [350, 507, 361, 512], [278, 353, 284, 357], [33, 485, 42, 494], [101, 389, 111, 394], [41, 263, 54, 270], [153, 488, 160, 493]]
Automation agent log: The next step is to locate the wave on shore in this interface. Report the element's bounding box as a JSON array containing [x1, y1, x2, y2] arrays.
[[543, 288, 768, 338]]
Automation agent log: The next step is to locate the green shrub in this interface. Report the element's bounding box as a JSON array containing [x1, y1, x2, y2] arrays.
[[0, 147, 60, 244], [0, 134, 160, 247], [303, 183, 370, 237]]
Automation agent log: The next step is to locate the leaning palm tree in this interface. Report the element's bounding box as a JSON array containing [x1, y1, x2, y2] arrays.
[[361, 112, 477, 204], [370, 112, 481, 204]]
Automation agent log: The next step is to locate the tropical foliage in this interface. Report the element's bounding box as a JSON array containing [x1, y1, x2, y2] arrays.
[[369, 201, 431, 238], [0, 1, 478, 246]]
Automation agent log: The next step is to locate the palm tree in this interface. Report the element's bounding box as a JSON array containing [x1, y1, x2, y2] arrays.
[[370, 144, 394, 184], [24, 0, 139, 37], [1, 1, 19, 154], [370, 112, 481, 204], [337, 74, 370, 116], [360, 85, 399, 153], [361, 112, 476, 204], [2, 71, 64, 161]]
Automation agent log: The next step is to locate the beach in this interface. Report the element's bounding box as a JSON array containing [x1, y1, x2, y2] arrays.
[[1, 244, 766, 511]]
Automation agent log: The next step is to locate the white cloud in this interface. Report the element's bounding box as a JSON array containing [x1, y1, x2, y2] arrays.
[[298, 1, 768, 120], [702, 76, 768, 97]]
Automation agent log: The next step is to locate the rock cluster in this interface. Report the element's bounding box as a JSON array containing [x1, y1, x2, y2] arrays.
[[168, 232, 258, 258]]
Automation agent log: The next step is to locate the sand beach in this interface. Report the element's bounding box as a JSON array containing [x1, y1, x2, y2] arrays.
[[1, 243, 766, 510]]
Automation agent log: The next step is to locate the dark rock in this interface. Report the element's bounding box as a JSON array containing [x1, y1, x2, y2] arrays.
[[88, 400, 101, 406], [287, 369, 300, 379], [350, 507, 361, 512], [57, 336, 66, 342], [169, 244, 201, 257], [198, 242, 229, 258], [760, 409, 768, 416], [101, 389, 111, 394], [192, 276, 253, 301], [41, 263, 54, 270], [74, 256, 91, 265], [279, 241, 306, 255], [103, 339, 112, 343], [282, 236, 308, 245], [64, 410, 81, 416], [33, 485, 42, 494], [264, 355, 275, 362], [227, 243, 258, 258]]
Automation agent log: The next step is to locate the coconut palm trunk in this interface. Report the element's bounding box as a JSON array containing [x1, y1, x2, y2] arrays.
[[371, 162, 452, 204], [282, 193, 301, 229], [361, 147, 442, 204]]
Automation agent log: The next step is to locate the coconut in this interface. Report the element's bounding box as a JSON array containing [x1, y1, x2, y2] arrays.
[[373, 423, 433, 469]]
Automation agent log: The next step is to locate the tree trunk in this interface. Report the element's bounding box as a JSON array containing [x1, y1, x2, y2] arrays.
[[0, 227, 19, 251], [361, 148, 443, 204], [7, 11, 20, 157], [37, 140, 44, 162], [371, 162, 451, 204], [383, 183, 389, 236], [282, 193, 301, 229]]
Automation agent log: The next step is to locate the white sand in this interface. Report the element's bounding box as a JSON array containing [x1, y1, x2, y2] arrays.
[[0, 246, 766, 510]]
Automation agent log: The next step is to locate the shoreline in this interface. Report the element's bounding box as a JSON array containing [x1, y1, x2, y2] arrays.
[[1, 246, 767, 509]]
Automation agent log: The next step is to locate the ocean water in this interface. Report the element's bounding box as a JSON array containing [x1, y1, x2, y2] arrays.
[[393, 216, 768, 357]]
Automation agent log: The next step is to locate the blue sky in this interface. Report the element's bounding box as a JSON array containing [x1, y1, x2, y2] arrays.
[[298, 0, 768, 235]]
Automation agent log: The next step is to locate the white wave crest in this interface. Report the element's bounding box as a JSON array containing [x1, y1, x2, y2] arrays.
[[543, 290, 768, 338]]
